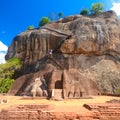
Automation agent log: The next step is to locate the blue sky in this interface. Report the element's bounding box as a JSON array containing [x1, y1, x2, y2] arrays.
[[0, 0, 119, 46]]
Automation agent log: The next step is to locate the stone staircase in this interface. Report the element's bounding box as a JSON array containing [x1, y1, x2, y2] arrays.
[[54, 89, 63, 100], [83, 103, 120, 119], [1, 103, 120, 120]]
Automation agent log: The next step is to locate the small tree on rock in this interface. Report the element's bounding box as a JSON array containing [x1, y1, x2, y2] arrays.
[[58, 12, 63, 18], [27, 25, 34, 30], [90, 2, 104, 15], [39, 17, 51, 27], [80, 9, 89, 15]]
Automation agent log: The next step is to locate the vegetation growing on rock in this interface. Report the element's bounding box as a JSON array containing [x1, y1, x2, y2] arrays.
[[80, 2, 104, 15], [58, 12, 63, 18], [27, 25, 34, 30], [39, 17, 51, 27], [90, 2, 104, 14], [0, 58, 21, 93], [80, 9, 89, 15]]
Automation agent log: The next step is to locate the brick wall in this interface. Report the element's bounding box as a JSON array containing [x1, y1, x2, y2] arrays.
[[0, 104, 120, 120]]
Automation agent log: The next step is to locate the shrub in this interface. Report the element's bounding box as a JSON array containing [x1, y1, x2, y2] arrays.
[[0, 58, 21, 93], [90, 2, 104, 15], [80, 9, 89, 15], [27, 25, 34, 30], [0, 78, 14, 93], [39, 17, 51, 27], [58, 12, 63, 18]]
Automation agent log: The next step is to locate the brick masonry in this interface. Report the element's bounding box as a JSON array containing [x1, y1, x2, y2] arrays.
[[0, 103, 120, 120]]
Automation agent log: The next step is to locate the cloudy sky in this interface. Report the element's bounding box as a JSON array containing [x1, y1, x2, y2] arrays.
[[0, 41, 8, 64], [0, 0, 120, 63], [111, 1, 120, 15]]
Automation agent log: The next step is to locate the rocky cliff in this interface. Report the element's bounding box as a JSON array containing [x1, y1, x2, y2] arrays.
[[6, 10, 120, 95]]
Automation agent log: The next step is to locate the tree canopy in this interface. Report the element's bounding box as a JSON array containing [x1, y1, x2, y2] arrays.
[[80, 9, 89, 15], [39, 17, 51, 27], [0, 58, 21, 93], [90, 2, 104, 15], [27, 25, 34, 30], [58, 12, 63, 18]]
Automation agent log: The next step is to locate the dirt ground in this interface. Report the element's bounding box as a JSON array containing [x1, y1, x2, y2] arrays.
[[0, 95, 120, 112]]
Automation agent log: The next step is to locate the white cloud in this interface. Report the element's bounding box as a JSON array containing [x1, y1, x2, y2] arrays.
[[0, 52, 7, 64], [0, 41, 8, 51], [0, 41, 8, 64], [111, 2, 120, 16]]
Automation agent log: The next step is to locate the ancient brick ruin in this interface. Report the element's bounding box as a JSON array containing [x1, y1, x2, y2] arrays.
[[0, 103, 120, 120]]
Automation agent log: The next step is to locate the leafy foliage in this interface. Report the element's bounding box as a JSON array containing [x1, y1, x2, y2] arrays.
[[39, 17, 51, 27], [27, 25, 34, 30], [58, 12, 63, 18], [90, 2, 104, 15], [80, 9, 89, 15], [117, 88, 120, 94], [0, 78, 14, 93], [0, 58, 21, 93]]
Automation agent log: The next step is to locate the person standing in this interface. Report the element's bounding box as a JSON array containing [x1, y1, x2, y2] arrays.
[[49, 49, 53, 57]]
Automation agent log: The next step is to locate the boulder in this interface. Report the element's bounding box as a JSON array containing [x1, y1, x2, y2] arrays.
[[7, 10, 120, 95]]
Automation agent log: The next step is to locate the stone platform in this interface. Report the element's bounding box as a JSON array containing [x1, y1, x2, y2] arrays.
[[0, 103, 120, 120], [84, 103, 120, 120]]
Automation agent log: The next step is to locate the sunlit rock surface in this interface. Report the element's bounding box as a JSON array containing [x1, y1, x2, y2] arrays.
[[7, 11, 120, 96]]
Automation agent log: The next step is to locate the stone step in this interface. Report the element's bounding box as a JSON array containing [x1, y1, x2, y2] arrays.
[[101, 112, 120, 114], [54, 89, 63, 100]]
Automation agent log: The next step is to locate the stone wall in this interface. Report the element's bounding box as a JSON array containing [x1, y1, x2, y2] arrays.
[[0, 103, 120, 120]]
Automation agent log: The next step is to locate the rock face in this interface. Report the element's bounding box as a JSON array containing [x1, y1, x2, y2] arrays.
[[8, 65, 100, 98], [6, 10, 120, 96]]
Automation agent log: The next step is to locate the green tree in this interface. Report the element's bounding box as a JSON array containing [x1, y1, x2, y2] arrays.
[[80, 9, 89, 15], [90, 2, 104, 15], [27, 25, 34, 30], [0, 78, 14, 93], [39, 17, 51, 27], [0, 58, 21, 93], [58, 12, 63, 18]]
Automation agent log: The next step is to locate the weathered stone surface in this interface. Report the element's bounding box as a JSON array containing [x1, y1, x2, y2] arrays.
[[0, 103, 120, 120], [6, 10, 120, 95], [8, 66, 100, 98], [8, 64, 55, 95], [84, 103, 120, 120], [106, 99, 120, 103]]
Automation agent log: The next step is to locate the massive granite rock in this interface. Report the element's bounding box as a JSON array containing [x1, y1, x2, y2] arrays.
[[6, 10, 120, 96]]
